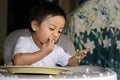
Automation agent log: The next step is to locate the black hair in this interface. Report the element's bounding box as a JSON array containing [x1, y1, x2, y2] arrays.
[[29, 2, 66, 32]]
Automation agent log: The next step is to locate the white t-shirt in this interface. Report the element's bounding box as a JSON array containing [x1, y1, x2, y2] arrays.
[[13, 36, 71, 66]]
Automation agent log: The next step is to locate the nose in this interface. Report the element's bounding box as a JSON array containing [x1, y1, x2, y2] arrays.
[[53, 31, 59, 38]]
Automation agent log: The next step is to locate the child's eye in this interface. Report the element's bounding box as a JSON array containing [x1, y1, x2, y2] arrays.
[[49, 28, 55, 30], [58, 30, 62, 33]]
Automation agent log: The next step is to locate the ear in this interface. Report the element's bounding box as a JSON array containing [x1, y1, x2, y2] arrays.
[[31, 20, 39, 31]]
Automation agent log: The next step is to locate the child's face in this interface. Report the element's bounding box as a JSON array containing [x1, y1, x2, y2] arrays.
[[32, 15, 65, 45]]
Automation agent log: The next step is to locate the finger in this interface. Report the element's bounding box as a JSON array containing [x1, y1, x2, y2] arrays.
[[81, 52, 87, 58], [48, 38, 55, 45]]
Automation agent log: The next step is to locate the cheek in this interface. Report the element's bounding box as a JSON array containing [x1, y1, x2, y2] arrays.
[[37, 30, 50, 43], [55, 35, 61, 42]]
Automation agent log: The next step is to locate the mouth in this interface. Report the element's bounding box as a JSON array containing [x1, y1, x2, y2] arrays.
[[48, 37, 55, 42]]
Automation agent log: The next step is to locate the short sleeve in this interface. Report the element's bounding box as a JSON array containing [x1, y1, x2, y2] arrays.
[[13, 36, 39, 57]]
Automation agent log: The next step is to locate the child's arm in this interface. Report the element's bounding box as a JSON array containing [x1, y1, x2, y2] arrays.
[[67, 48, 92, 66], [13, 38, 55, 65], [13, 50, 47, 65]]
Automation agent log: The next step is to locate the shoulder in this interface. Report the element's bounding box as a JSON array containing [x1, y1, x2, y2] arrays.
[[14, 35, 38, 53], [17, 36, 32, 43], [16, 36, 33, 47], [54, 44, 63, 50], [18, 36, 32, 41]]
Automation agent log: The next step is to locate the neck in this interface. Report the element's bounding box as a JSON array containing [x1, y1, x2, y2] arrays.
[[32, 33, 42, 49]]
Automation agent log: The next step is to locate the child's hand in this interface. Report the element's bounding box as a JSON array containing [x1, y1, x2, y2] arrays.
[[41, 38, 55, 55], [68, 48, 92, 66], [76, 48, 92, 63]]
